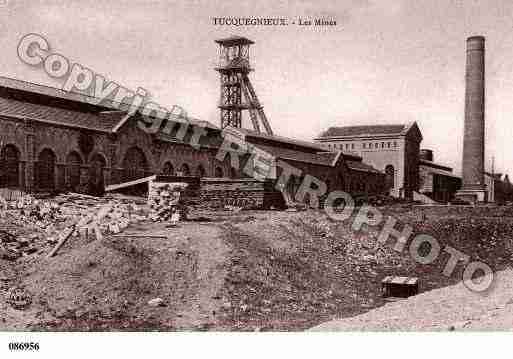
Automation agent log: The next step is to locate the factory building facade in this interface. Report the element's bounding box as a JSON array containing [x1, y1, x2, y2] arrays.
[[315, 122, 465, 203], [316, 122, 513, 204], [314, 123, 422, 199]]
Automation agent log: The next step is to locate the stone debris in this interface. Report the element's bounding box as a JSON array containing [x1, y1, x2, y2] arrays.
[[147, 298, 165, 307], [0, 196, 8, 218], [0, 192, 148, 260], [148, 182, 188, 222]]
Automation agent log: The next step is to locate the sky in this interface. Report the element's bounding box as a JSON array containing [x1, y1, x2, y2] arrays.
[[1, 0, 513, 175]]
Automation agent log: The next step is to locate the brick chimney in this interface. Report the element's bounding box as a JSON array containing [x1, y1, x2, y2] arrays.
[[456, 36, 487, 203]]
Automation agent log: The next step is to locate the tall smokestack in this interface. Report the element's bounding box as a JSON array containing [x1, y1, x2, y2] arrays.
[[456, 36, 487, 203]]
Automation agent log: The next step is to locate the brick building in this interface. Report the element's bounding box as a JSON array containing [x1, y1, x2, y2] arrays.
[[0, 76, 385, 207], [417, 149, 461, 203], [314, 123, 422, 199], [316, 122, 513, 204]]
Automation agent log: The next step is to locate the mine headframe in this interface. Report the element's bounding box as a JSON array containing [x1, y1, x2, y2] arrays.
[[215, 36, 273, 135]]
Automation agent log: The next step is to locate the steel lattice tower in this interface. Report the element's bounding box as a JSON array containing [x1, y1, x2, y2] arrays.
[[215, 36, 273, 135]]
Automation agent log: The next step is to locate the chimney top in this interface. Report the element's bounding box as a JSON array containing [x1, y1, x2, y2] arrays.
[[466, 36, 485, 51], [467, 35, 485, 42]]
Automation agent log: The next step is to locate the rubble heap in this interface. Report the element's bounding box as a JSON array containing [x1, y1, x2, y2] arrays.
[[147, 182, 188, 222], [0, 193, 147, 261]]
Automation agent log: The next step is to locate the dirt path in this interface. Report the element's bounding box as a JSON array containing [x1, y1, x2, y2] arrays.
[[0, 220, 231, 331]]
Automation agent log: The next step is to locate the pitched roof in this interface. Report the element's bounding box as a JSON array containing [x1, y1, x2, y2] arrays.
[[419, 159, 453, 172], [345, 160, 383, 174], [0, 76, 111, 110], [215, 36, 254, 46], [249, 142, 340, 167], [238, 128, 326, 152], [317, 124, 410, 138], [0, 76, 219, 132], [0, 96, 124, 132]]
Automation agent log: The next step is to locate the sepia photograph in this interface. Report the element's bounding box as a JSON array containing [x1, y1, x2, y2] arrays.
[[0, 0, 512, 357]]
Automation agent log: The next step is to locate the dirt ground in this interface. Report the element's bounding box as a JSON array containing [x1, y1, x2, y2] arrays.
[[311, 268, 513, 331], [1, 203, 513, 331]]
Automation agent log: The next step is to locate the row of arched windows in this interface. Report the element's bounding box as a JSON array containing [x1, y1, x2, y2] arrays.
[[0, 145, 108, 192], [0, 143, 239, 191]]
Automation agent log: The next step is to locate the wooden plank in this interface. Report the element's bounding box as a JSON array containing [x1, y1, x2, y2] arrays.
[[46, 203, 113, 258], [46, 226, 76, 258], [110, 234, 168, 239], [105, 175, 156, 192], [93, 224, 103, 241]]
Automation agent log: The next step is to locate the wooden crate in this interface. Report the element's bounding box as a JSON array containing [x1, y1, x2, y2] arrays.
[[382, 276, 419, 298]]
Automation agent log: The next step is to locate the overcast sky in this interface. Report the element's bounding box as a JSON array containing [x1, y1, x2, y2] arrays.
[[1, 0, 513, 175]]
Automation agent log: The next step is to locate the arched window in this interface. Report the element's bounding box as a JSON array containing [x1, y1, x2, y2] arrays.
[[230, 167, 237, 179], [89, 153, 106, 195], [196, 165, 206, 178], [37, 148, 56, 190], [123, 147, 148, 181], [162, 161, 174, 175], [385, 164, 395, 190], [66, 151, 82, 191], [0, 144, 20, 188], [180, 163, 191, 176], [215, 166, 223, 178]]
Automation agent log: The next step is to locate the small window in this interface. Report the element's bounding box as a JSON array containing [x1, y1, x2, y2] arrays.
[[381, 142, 385, 148], [394, 141, 397, 147], [363, 143, 366, 149], [387, 142, 391, 148], [351, 144, 355, 149]]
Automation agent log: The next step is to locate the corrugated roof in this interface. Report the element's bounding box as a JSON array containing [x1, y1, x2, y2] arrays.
[[0, 96, 123, 132], [318, 124, 408, 138]]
